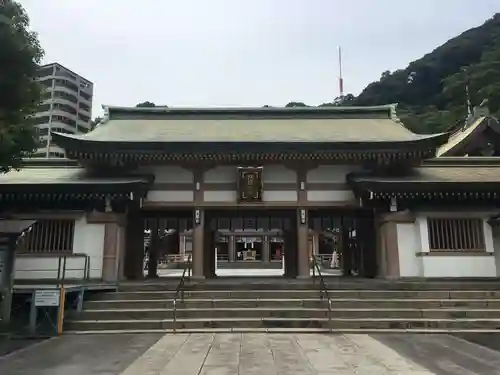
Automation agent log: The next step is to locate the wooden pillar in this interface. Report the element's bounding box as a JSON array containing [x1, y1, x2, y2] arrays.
[[296, 166, 311, 278], [147, 220, 159, 279], [0, 235, 16, 327], [124, 206, 144, 280], [297, 209, 310, 278], [228, 235, 236, 262], [376, 210, 415, 279], [192, 208, 205, 279], [192, 167, 206, 279], [262, 235, 270, 262], [312, 231, 319, 256], [179, 233, 186, 259], [98, 214, 126, 283]]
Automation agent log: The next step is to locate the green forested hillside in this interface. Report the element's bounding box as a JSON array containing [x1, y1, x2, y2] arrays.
[[282, 14, 500, 134], [352, 14, 500, 134]]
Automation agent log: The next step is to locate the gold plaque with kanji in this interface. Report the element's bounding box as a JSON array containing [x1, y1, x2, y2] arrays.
[[237, 167, 263, 202]]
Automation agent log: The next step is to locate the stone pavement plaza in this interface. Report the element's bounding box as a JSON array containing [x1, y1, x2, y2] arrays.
[[2, 332, 500, 375]]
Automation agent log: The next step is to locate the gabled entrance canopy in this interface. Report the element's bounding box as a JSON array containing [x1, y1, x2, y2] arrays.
[[51, 105, 449, 166]]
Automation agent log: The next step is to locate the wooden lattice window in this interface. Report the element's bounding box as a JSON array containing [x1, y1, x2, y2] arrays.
[[17, 219, 75, 254], [427, 218, 485, 251]]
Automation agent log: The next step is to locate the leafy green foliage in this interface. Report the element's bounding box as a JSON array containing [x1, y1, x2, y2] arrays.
[[285, 102, 308, 107], [283, 15, 500, 134], [352, 14, 500, 133], [90, 117, 102, 130], [136, 101, 157, 108], [0, 0, 44, 173]]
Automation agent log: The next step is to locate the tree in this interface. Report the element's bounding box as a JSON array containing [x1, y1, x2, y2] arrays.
[[380, 70, 391, 80], [0, 1, 44, 173], [285, 102, 307, 107], [90, 116, 103, 130], [136, 101, 157, 108], [318, 94, 356, 107]]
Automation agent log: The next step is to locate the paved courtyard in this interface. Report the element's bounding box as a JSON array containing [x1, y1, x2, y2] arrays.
[[1, 333, 500, 375]]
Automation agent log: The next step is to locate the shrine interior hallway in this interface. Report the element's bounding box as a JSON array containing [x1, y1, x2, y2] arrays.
[[2, 333, 500, 375]]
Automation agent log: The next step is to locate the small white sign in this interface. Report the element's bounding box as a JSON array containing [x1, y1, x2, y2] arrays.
[[34, 290, 60, 307]]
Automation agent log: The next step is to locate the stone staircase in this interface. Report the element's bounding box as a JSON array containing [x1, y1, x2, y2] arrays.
[[64, 278, 500, 333]]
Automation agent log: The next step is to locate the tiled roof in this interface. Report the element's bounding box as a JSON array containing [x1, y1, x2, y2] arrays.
[[350, 157, 500, 184], [53, 105, 445, 144], [437, 117, 487, 156], [0, 167, 148, 185]]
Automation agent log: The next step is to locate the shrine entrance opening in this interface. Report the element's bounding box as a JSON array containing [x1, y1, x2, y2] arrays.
[[142, 210, 194, 278], [308, 209, 377, 278], [203, 209, 298, 278]]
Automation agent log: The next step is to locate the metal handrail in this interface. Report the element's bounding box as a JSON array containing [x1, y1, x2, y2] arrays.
[[172, 253, 192, 333], [311, 255, 333, 332], [55, 253, 90, 286]]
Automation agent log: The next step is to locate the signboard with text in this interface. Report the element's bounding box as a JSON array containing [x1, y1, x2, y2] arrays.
[[34, 290, 60, 307]]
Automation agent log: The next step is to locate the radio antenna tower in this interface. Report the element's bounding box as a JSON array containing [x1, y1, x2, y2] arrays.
[[338, 46, 344, 98]]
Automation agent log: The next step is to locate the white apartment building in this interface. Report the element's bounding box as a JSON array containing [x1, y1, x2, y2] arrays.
[[34, 63, 93, 158]]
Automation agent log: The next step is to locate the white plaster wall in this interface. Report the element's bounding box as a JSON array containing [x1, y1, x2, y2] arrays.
[[306, 165, 356, 202], [263, 190, 297, 202], [204, 166, 236, 183], [306, 165, 358, 183], [140, 166, 194, 203], [396, 222, 423, 277], [204, 190, 297, 203], [140, 166, 193, 183], [307, 190, 354, 202], [408, 212, 497, 278], [262, 165, 296, 183], [14, 216, 106, 280], [15, 256, 89, 280], [422, 256, 496, 278], [204, 191, 237, 202], [147, 190, 194, 202]]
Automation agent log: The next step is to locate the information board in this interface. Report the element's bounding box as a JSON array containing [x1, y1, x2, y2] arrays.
[[34, 290, 61, 307]]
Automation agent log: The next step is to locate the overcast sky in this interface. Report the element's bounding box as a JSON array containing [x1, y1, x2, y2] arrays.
[[21, 0, 500, 117]]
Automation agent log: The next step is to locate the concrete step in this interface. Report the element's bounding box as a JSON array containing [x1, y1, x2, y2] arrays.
[[64, 317, 500, 331], [64, 327, 500, 334], [117, 279, 500, 292], [83, 298, 500, 310], [90, 289, 500, 301], [75, 308, 500, 320]]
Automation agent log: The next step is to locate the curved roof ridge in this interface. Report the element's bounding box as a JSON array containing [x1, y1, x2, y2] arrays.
[[437, 116, 487, 156], [102, 104, 397, 118], [388, 103, 448, 139]]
